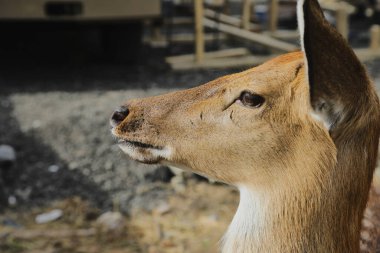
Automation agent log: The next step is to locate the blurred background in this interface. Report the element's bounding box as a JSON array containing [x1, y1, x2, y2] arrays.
[[0, 0, 380, 252]]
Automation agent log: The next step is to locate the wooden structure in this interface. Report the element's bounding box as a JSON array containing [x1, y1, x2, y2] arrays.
[[165, 0, 380, 70], [168, 0, 297, 70]]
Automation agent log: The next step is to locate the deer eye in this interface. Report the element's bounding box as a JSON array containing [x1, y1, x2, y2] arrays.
[[239, 91, 265, 108]]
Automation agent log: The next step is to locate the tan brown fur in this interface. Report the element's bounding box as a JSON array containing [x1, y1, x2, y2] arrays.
[[110, 0, 380, 252]]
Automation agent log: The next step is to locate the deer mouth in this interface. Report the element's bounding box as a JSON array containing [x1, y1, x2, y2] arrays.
[[118, 139, 162, 150], [117, 139, 171, 164]]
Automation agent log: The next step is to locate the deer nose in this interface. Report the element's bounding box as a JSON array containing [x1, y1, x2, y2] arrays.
[[110, 106, 129, 128]]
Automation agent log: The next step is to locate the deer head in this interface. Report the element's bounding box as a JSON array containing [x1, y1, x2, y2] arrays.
[[110, 0, 380, 252]]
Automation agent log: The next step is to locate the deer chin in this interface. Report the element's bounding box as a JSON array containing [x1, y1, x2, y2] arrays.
[[117, 139, 172, 164]]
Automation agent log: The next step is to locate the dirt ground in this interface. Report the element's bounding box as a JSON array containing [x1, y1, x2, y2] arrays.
[[0, 180, 238, 253], [1, 22, 380, 252]]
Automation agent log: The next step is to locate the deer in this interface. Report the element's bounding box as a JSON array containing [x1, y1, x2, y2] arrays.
[[109, 0, 380, 252]]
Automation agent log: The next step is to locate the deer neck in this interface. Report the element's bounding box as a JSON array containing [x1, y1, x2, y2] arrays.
[[222, 161, 365, 253]]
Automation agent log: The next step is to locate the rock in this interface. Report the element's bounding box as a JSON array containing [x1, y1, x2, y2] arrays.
[[153, 201, 171, 215], [167, 166, 183, 176], [96, 211, 125, 232], [35, 209, 63, 224], [199, 214, 219, 227], [48, 165, 60, 173], [129, 185, 170, 216], [104, 160, 113, 170], [0, 145, 16, 163], [15, 187, 32, 201], [8, 195, 17, 206], [31, 120, 42, 129], [171, 175, 186, 193]]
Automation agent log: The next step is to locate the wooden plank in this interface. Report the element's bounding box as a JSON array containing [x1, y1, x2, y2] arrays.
[[269, 0, 279, 33], [204, 8, 260, 30], [194, 0, 205, 63], [144, 33, 227, 47], [370, 25, 380, 51], [171, 33, 227, 43], [204, 0, 225, 7], [354, 48, 380, 62], [320, 1, 355, 14], [264, 30, 299, 39], [166, 48, 250, 64], [169, 54, 278, 70], [203, 18, 298, 52], [335, 5, 348, 40], [242, 0, 251, 30], [168, 48, 380, 70]]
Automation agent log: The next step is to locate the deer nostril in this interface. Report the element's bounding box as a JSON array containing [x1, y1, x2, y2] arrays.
[[110, 106, 129, 127]]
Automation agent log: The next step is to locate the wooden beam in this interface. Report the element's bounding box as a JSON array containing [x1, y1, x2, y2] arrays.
[[144, 33, 227, 47], [370, 25, 380, 51], [171, 33, 227, 43], [204, 8, 260, 30], [194, 0, 205, 63], [354, 48, 380, 62], [203, 18, 298, 52], [242, 0, 252, 30], [169, 54, 278, 70], [335, 5, 348, 40], [320, 1, 355, 14], [264, 30, 299, 40], [269, 0, 279, 33], [166, 48, 250, 64]]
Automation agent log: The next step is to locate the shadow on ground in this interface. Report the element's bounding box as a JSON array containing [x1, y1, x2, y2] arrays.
[[0, 95, 109, 210]]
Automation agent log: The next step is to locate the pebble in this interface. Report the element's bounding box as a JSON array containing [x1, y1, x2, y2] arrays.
[[96, 211, 125, 232], [8, 195, 17, 206], [15, 187, 32, 201], [171, 175, 186, 193], [35, 209, 63, 224], [48, 165, 60, 173], [104, 160, 113, 170], [31, 120, 42, 129], [0, 145, 16, 163], [153, 201, 171, 215], [199, 214, 219, 226]]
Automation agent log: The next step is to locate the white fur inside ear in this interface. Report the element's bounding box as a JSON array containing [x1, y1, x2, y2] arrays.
[[310, 100, 345, 131], [297, 0, 334, 131], [296, 0, 312, 115], [310, 111, 333, 130], [297, 0, 306, 51]]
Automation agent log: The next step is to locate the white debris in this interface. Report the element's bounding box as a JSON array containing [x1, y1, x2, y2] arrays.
[[35, 209, 63, 224], [48, 165, 60, 173], [8, 195, 17, 206], [0, 145, 16, 162]]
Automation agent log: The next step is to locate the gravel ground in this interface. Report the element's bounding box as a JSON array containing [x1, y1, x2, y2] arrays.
[[0, 43, 239, 214], [0, 28, 380, 215]]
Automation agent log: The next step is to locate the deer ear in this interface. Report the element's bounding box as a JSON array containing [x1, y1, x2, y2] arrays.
[[297, 0, 369, 130]]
